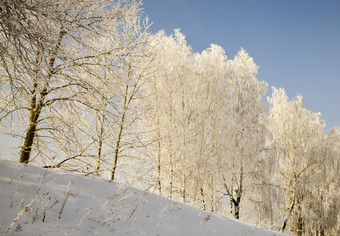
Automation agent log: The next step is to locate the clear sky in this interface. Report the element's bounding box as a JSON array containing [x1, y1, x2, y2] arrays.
[[142, 0, 340, 132]]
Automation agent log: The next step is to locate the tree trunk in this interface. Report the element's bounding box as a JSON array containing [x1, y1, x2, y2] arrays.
[[169, 155, 173, 199], [111, 121, 124, 181], [233, 195, 241, 219], [111, 84, 129, 181], [96, 138, 103, 175], [156, 118, 162, 195], [157, 151, 161, 195], [96, 113, 105, 176], [168, 130, 174, 199], [209, 176, 214, 212], [230, 195, 234, 216], [223, 174, 242, 220], [234, 166, 243, 219], [20, 119, 38, 163], [281, 195, 296, 232], [182, 174, 186, 203], [200, 187, 206, 210], [234, 202, 240, 219], [20, 87, 46, 163], [295, 196, 304, 236], [20, 121, 38, 163]]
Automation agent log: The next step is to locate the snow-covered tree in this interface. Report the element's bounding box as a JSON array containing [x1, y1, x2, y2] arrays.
[[0, 0, 146, 166], [221, 49, 268, 219], [142, 30, 196, 200], [266, 87, 340, 235], [189, 44, 228, 211]]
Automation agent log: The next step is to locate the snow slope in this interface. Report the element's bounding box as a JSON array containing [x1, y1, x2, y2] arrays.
[[0, 160, 286, 235]]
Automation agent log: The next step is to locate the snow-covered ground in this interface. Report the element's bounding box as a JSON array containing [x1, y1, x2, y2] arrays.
[[0, 160, 286, 235]]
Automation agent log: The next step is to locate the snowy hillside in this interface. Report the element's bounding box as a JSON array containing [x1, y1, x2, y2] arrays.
[[0, 160, 285, 235]]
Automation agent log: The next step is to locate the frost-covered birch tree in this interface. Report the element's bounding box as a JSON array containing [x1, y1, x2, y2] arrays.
[[108, 16, 152, 182], [266, 87, 339, 235], [143, 30, 196, 200], [221, 49, 268, 219], [189, 44, 228, 212], [0, 0, 145, 166]]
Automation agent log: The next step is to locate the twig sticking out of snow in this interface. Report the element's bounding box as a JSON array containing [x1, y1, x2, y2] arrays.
[[6, 168, 49, 234], [59, 181, 71, 219], [10, 187, 20, 208], [195, 214, 211, 232], [36, 169, 48, 195], [76, 206, 93, 230], [32, 192, 52, 223], [126, 204, 138, 224], [43, 197, 59, 222], [5, 196, 38, 235]]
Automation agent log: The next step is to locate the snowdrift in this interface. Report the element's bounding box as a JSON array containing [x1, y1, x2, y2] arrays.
[[0, 160, 285, 235]]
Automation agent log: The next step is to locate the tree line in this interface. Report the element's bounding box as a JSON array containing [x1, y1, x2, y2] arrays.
[[1, 1, 339, 235]]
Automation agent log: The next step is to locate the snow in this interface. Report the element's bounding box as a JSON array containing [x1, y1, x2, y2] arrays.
[[0, 160, 286, 235]]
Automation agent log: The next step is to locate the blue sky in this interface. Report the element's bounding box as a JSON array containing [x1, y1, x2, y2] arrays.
[[142, 0, 340, 132]]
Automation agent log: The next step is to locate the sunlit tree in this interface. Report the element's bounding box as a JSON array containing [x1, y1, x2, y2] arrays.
[[0, 0, 145, 166]]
